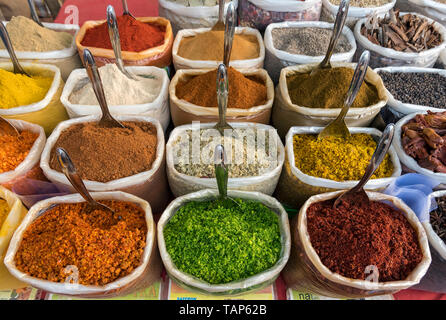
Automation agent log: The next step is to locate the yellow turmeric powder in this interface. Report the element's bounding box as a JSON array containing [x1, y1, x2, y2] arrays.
[[0, 199, 10, 229], [293, 134, 394, 181], [0, 69, 53, 109]]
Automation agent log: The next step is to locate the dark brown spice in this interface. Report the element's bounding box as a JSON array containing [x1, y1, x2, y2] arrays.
[[431, 196, 446, 242]]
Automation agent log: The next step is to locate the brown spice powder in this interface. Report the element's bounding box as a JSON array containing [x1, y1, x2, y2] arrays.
[[14, 200, 147, 286], [49, 121, 158, 182]]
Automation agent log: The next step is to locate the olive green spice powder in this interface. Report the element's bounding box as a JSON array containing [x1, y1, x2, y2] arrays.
[[163, 198, 282, 284]]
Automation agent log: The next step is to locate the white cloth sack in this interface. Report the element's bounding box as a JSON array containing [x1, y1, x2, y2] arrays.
[[60, 66, 170, 132], [0, 120, 46, 187], [158, 0, 239, 35], [172, 27, 264, 71], [426, 191, 446, 260], [354, 12, 446, 68], [264, 21, 356, 84], [157, 189, 291, 295], [321, 0, 396, 28], [282, 190, 431, 298], [396, 0, 446, 26], [375, 67, 446, 116], [275, 126, 401, 209], [40, 115, 168, 213], [4, 191, 161, 298], [272, 62, 388, 138], [166, 122, 285, 197], [0, 22, 81, 81], [440, 49, 446, 68]]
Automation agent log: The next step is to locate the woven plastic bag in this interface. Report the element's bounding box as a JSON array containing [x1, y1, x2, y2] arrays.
[[172, 27, 264, 71], [40, 115, 168, 214], [354, 12, 446, 69], [170, 68, 274, 127], [274, 126, 401, 209], [0, 22, 81, 81], [282, 190, 431, 298], [0, 120, 46, 193], [396, 0, 446, 26], [166, 122, 285, 197], [4, 191, 161, 298], [157, 189, 291, 295], [0, 63, 68, 135], [264, 21, 356, 84], [75, 17, 173, 68], [272, 62, 388, 139], [321, 0, 396, 28], [60, 66, 170, 131], [158, 0, 239, 35], [239, 0, 322, 32]]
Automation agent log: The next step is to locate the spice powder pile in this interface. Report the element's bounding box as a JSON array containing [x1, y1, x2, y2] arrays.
[[0, 199, 9, 229], [0, 129, 38, 174], [15, 201, 147, 285]]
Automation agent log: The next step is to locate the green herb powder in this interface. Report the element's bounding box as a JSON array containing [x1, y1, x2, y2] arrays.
[[163, 198, 282, 284]]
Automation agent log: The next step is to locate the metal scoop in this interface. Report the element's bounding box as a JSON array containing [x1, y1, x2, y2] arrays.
[[56, 147, 120, 219], [0, 116, 20, 138], [213, 64, 235, 136], [83, 49, 126, 129], [310, 0, 349, 76], [211, 0, 226, 31], [0, 23, 31, 77], [28, 0, 45, 27], [107, 5, 139, 81], [122, 0, 136, 19], [214, 144, 241, 207], [318, 50, 370, 140], [333, 124, 395, 208], [223, 2, 236, 66]]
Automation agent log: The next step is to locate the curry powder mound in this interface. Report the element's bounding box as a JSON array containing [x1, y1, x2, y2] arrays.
[[14, 201, 147, 286], [0, 199, 9, 228], [0, 129, 38, 174], [293, 134, 394, 181]]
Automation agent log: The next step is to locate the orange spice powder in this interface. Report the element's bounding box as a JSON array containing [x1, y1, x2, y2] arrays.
[[0, 130, 38, 174]]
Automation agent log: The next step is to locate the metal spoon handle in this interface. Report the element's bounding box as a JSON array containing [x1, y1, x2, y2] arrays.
[[122, 0, 130, 14], [107, 6, 124, 67], [320, 0, 350, 67], [28, 0, 44, 27], [223, 2, 236, 66], [217, 64, 228, 128], [214, 144, 228, 198], [56, 148, 97, 206], [350, 124, 395, 193], [0, 116, 20, 137], [217, 0, 225, 25], [0, 23, 30, 77]]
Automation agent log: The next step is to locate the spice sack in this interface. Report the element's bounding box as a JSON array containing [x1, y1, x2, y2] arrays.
[[396, 0, 446, 27]]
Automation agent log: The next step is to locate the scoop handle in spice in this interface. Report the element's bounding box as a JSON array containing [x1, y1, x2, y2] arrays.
[[107, 5, 139, 81], [214, 144, 228, 198], [0, 23, 31, 77], [122, 0, 136, 19], [214, 64, 235, 135], [0, 116, 20, 138], [83, 49, 125, 129], [211, 0, 226, 31], [318, 50, 370, 140], [223, 2, 236, 66], [27, 0, 45, 27]]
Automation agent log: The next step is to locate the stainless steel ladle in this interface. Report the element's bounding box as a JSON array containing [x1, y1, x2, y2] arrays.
[[0, 116, 20, 138], [0, 23, 31, 77], [122, 0, 136, 19], [28, 0, 45, 27]]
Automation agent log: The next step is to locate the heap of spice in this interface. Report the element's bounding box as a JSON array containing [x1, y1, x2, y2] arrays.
[[272, 27, 352, 56], [287, 67, 380, 109], [0, 199, 9, 229], [173, 128, 278, 178], [293, 134, 394, 181], [0, 129, 38, 174], [379, 72, 446, 109], [329, 0, 390, 6], [69, 64, 161, 106], [81, 15, 165, 52], [1, 16, 73, 52], [176, 67, 267, 109], [14, 201, 147, 285], [431, 196, 446, 243], [307, 193, 423, 281], [177, 30, 259, 61], [0, 69, 53, 109], [49, 121, 157, 182], [401, 111, 446, 173], [163, 198, 281, 284], [361, 10, 442, 52]]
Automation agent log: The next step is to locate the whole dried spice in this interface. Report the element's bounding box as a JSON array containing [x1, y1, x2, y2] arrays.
[[287, 67, 380, 109], [164, 198, 282, 284], [14, 201, 147, 286], [401, 111, 446, 173], [0, 129, 38, 174], [361, 10, 442, 52], [0, 199, 9, 228], [329, 0, 391, 7], [49, 121, 157, 182], [293, 134, 394, 181], [430, 196, 446, 243], [307, 193, 423, 281], [176, 67, 267, 109]]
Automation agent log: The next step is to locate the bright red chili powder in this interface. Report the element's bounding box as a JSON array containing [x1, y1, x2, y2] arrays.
[[81, 15, 165, 52], [306, 193, 423, 282]]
